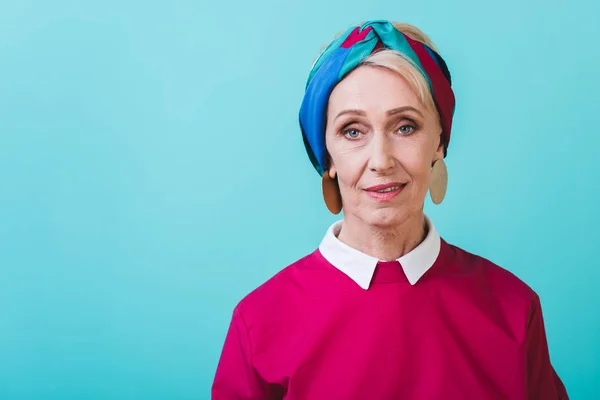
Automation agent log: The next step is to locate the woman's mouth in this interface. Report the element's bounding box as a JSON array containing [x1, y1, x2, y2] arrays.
[[364, 183, 407, 201]]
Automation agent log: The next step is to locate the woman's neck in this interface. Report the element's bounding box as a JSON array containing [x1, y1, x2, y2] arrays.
[[337, 212, 428, 261]]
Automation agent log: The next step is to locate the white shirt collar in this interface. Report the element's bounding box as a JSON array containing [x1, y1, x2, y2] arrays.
[[318, 215, 441, 289]]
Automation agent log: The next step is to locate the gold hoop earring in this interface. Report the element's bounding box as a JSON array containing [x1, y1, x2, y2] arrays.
[[322, 170, 342, 214], [430, 159, 448, 205]]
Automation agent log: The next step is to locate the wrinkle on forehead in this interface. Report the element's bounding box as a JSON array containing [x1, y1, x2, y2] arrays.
[[327, 66, 430, 121]]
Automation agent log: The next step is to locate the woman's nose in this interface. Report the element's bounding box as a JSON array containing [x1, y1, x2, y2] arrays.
[[368, 133, 395, 173]]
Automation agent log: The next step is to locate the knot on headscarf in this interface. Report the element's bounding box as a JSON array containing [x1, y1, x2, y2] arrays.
[[299, 20, 455, 176]]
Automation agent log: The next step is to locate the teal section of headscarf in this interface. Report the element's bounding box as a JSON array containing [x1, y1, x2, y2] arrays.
[[339, 31, 379, 78], [340, 21, 430, 88]]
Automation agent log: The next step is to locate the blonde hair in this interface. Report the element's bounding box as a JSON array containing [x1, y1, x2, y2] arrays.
[[320, 22, 440, 117]]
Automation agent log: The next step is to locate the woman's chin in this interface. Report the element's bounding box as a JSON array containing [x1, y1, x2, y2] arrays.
[[360, 207, 408, 228]]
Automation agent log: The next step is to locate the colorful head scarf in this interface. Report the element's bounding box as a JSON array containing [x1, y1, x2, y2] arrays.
[[299, 20, 456, 176]]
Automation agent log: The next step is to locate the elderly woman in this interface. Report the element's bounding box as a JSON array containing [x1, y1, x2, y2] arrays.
[[212, 20, 568, 399]]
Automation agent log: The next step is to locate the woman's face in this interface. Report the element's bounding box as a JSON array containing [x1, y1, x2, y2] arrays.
[[325, 65, 444, 228]]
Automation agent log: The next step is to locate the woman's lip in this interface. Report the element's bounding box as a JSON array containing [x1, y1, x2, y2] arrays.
[[364, 183, 406, 202], [364, 182, 406, 191]]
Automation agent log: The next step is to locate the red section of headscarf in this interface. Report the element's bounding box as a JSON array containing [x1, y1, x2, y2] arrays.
[[340, 26, 373, 48], [403, 35, 455, 149]]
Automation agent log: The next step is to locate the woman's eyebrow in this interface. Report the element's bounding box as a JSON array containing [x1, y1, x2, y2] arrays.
[[386, 106, 423, 117], [334, 109, 366, 121], [334, 106, 424, 121]]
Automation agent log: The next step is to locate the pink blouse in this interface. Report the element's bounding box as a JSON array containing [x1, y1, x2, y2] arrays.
[[212, 218, 568, 399]]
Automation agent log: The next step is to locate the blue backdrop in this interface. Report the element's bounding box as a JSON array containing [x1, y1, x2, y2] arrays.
[[1, 0, 598, 398]]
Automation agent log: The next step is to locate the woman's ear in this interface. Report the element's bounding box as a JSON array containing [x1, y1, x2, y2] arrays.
[[434, 133, 445, 162], [322, 164, 342, 215], [328, 165, 337, 179], [325, 151, 337, 179]]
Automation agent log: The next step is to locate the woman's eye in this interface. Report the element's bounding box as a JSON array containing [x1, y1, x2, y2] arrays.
[[343, 129, 362, 139], [397, 124, 415, 135]]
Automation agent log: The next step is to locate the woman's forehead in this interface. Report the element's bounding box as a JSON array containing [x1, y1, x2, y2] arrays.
[[328, 66, 423, 114]]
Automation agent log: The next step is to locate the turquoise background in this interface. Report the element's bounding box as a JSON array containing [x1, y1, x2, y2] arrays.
[[1, 0, 598, 398]]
